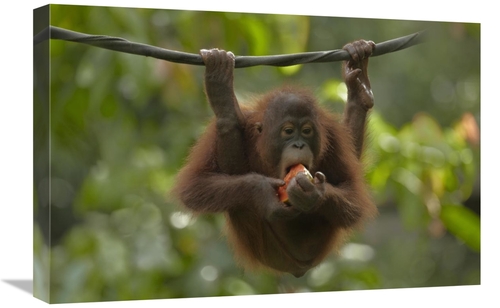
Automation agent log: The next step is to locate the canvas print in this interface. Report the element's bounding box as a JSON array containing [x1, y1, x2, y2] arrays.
[[33, 4, 480, 304]]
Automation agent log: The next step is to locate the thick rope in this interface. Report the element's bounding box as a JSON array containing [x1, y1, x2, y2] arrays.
[[34, 26, 427, 68]]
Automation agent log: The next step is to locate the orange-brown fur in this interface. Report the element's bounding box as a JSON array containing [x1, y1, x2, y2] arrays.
[[173, 86, 376, 277]]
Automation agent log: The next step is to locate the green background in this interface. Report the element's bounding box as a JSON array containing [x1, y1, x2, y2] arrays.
[[33, 5, 480, 303]]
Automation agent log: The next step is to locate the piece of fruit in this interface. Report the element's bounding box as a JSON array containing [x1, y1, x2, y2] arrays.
[[277, 164, 313, 203]]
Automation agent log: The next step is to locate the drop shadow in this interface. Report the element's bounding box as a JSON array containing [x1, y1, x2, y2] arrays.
[[3, 279, 33, 294]]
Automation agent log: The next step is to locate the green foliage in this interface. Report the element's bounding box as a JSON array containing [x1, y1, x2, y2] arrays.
[[366, 110, 479, 234], [440, 204, 480, 252], [34, 4, 480, 303]]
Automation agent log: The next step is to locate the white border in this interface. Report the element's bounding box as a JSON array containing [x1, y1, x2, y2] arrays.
[[1, 1, 497, 307]]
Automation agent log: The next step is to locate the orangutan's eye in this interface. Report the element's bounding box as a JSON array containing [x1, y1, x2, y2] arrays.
[[281, 125, 295, 137], [301, 125, 313, 137]]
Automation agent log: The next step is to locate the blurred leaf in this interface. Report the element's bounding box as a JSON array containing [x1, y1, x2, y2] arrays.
[[369, 160, 392, 190], [397, 187, 429, 230], [320, 79, 346, 103], [276, 15, 310, 75], [440, 204, 480, 252], [410, 113, 443, 144], [241, 15, 271, 56]]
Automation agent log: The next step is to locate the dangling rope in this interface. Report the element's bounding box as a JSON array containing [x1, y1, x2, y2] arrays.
[[34, 26, 427, 68]]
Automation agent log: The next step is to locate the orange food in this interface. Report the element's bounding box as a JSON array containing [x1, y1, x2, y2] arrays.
[[277, 164, 313, 203]]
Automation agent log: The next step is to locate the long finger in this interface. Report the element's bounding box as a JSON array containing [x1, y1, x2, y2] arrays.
[[353, 42, 366, 60], [314, 172, 326, 184], [269, 178, 286, 188]]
